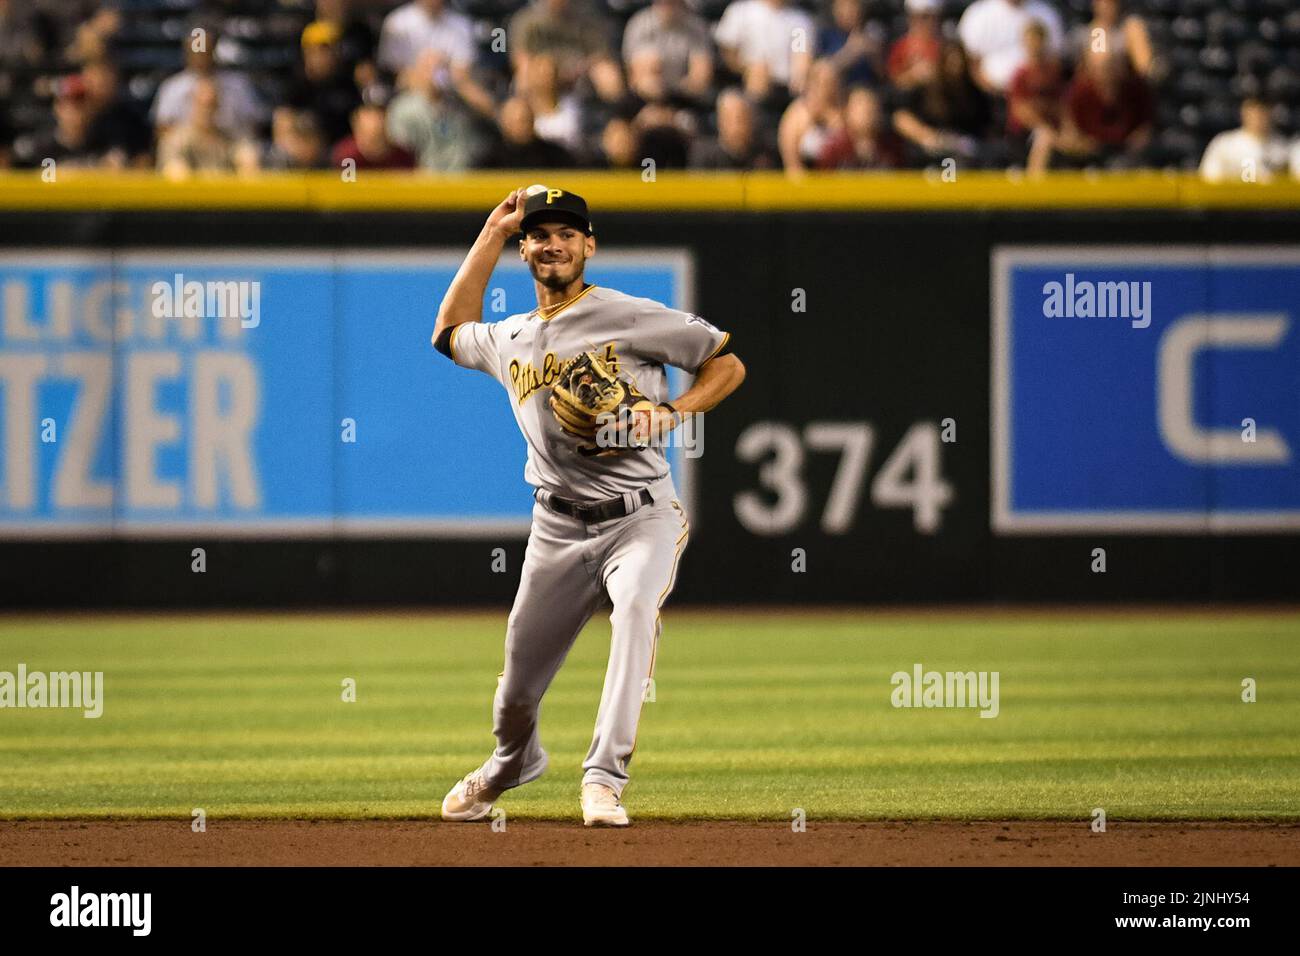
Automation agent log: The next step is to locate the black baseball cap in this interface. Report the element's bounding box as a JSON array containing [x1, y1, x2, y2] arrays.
[[519, 187, 593, 236]]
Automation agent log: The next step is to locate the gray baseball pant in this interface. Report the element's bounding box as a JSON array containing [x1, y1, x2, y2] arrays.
[[479, 475, 689, 797]]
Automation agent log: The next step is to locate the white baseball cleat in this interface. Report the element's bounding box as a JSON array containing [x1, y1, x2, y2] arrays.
[[581, 782, 630, 827], [441, 769, 502, 822]]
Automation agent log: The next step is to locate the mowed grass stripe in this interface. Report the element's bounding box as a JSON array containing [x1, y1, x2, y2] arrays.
[[0, 612, 1296, 819]]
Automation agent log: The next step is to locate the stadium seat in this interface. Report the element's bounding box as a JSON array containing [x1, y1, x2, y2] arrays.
[[1170, 17, 1206, 46], [1201, 96, 1242, 136], [1199, 46, 1235, 76]]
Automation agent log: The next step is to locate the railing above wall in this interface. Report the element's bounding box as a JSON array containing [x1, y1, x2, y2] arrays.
[[2, 171, 1300, 212]]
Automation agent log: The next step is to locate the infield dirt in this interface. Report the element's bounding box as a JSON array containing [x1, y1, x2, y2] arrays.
[[1, 820, 1296, 866]]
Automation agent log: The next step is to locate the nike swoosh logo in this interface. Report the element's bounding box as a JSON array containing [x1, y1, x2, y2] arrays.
[[511, 329, 522, 340]]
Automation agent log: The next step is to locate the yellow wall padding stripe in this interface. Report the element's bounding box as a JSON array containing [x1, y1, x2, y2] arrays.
[[1, 171, 1298, 211]]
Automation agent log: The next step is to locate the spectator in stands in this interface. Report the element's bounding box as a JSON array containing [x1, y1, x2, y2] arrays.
[[23, 75, 101, 169], [68, 5, 121, 67], [621, 0, 715, 104], [777, 59, 846, 176], [0, 0, 43, 81], [1200, 97, 1291, 183], [622, 49, 676, 112], [689, 87, 777, 169], [286, 21, 362, 147], [152, 25, 265, 140], [600, 115, 639, 169], [315, 0, 379, 89], [818, 0, 880, 90], [81, 59, 151, 168], [478, 96, 574, 168], [615, 13, 713, 150], [893, 41, 991, 166], [1074, 0, 1152, 78], [1007, 20, 1063, 169], [157, 76, 261, 178], [387, 49, 479, 170], [818, 85, 901, 169], [714, 0, 816, 101], [332, 100, 417, 170], [632, 101, 694, 169], [957, 0, 1064, 95], [887, 0, 942, 93], [516, 53, 585, 157], [377, 0, 495, 119], [509, 0, 624, 104], [377, 0, 472, 76], [1048, 49, 1152, 169], [606, 53, 701, 170], [263, 108, 327, 169]]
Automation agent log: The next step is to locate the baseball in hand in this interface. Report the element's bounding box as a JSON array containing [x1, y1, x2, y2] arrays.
[[629, 400, 657, 447], [525, 184, 549, 197]]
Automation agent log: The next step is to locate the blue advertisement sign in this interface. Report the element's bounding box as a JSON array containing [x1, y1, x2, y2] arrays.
[[993, 246, 1300, 532], [0, 249, 692, 537]]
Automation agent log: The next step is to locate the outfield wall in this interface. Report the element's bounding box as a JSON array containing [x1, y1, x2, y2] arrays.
[[0, 172, 1297, 606]]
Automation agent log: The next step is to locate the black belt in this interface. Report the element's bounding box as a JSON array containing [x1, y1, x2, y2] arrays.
[[538, 488, 653, 523]]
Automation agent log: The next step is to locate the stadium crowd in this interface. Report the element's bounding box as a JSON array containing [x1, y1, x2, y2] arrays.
[[1, 0, 1298, 179]]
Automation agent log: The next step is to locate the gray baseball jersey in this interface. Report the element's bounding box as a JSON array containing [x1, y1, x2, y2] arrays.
[[448, 284, 730, 501]]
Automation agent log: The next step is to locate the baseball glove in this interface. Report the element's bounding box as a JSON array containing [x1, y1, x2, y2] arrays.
[[549, 351, 653, 456]]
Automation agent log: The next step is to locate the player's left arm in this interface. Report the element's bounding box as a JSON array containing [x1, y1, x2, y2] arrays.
[[639, 352, 744, 442], [667, 353, 745, 417]]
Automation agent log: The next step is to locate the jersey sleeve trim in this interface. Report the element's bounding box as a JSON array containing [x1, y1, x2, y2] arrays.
[[448, 323, 464, 363], [701, 331, 733, 364]]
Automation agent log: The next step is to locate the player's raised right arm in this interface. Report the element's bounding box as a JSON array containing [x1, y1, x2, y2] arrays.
[[432, 188, 527, 346]]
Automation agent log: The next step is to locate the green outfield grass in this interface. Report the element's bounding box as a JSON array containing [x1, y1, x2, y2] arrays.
[[0, 611, 1297, 821]]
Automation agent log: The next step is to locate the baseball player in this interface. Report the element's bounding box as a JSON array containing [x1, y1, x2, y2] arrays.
[[432, 186, 745, 826]]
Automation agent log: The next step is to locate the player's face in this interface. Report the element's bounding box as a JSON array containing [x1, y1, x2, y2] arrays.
[[521, 223, 594, 291]]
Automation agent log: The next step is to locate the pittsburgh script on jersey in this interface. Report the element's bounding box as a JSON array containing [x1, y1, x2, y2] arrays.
[[509, 343, 621, 404]]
